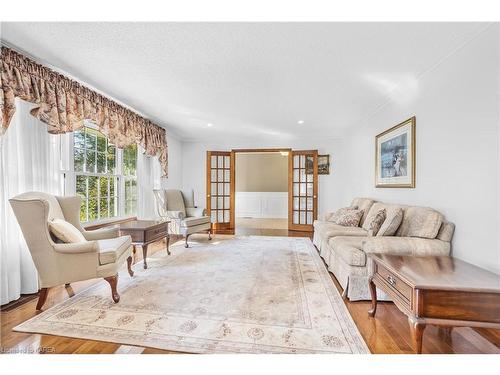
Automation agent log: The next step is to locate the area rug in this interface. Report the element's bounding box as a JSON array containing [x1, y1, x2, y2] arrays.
[[14, 235, 369, 354]]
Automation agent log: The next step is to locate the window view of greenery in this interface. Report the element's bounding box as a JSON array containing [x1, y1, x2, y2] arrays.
[[74, 126, 118, 222], [123, 144, 138, 216]]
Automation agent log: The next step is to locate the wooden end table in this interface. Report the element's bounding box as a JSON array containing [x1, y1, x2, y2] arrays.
[[119, 220, 170, 269], [368, 254, 500, 354]]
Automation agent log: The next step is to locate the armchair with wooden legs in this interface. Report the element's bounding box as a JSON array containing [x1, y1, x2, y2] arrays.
[[9, 192, 134, 310], [153, 189, 212, 248]]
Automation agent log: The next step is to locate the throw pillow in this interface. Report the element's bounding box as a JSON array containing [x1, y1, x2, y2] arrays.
[[377, 208, 404, 236], [330, 208, 364, 227], [368, 208, 386, 236], [326, 206, 358, 222], [49, 219, 86, 243]]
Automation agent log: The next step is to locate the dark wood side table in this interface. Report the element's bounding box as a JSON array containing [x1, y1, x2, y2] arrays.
[[119, 220, 170, 269], [368, 254, 500, 354]]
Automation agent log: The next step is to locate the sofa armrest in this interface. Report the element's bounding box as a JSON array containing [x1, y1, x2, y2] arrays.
[[362, 237, 451, 256], [186, 207, 206, 217], [53, 241, 98, 254], [322, 212, 334, 221], [83, 227, 119, 241], [165, 210, 185, 220]]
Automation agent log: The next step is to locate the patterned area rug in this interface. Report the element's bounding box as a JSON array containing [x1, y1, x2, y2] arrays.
[[14, 235, 369, 354]]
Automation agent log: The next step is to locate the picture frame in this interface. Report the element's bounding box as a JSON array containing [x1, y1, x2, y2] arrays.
[[375, 116, 416, 188], [318, 154, 330, 175]]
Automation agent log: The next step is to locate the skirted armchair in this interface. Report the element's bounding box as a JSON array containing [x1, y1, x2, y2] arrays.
[[153, 189, 211, 248], [9, 192, 134, 310]]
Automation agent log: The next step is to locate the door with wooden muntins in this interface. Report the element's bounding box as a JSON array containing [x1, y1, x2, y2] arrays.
[[206, 151, 232, 231], [288, 150, 318, 231]]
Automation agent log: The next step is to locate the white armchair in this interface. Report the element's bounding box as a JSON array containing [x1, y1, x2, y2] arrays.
[[9, 192, 134, 310], [153, 189, 212, 248]]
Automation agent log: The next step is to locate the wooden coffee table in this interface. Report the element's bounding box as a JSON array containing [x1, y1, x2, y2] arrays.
[[119, 220, 170, 269], [368, 254, 500, 354]]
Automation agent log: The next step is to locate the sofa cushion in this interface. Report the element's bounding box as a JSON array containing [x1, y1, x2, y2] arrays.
[[377, 207, 404, 236], [181, 216, 211, 228], [328, 208, 364, 227], [350, 198, 376, 226], [321, 223, 368, 238], [396, 207, 443, 239], [329, 237, 366, 267], [98, 236, 131, 265], [367, 208, 386, 236]]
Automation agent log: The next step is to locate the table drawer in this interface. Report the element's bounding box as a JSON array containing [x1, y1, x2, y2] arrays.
[[145, 225, 167, 242], [120, 230, 144, 243], [377, 264, 413, 303]]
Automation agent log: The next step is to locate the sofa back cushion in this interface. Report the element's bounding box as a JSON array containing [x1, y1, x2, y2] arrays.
[[396, 206, 444, 239], [350, 198, 376, 226]]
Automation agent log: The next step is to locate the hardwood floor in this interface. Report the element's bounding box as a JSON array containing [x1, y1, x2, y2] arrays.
[[1, 232, 499, 354]]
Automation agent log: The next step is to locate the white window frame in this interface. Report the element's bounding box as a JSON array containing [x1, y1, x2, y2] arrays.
[[64, 121, 137, 224]]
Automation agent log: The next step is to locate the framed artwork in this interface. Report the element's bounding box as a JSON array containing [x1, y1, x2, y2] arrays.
[[318, 154, 330, 175], [375, 116, 416, 188]]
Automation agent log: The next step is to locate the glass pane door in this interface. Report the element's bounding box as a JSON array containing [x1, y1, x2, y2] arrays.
[[289, 150, 318, 231], [207, 151, 232, 230]]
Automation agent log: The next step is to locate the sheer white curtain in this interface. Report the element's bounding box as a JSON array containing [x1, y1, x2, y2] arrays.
[[137, 146, 162, 220], [0, 99, 63, 305]]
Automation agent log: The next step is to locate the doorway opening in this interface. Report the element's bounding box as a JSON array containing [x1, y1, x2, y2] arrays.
[[206, 148, 318, 234], [234, 150, 289, 235]]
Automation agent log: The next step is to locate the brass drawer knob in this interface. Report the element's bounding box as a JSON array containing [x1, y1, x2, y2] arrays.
[[387, 275, 396, 286]]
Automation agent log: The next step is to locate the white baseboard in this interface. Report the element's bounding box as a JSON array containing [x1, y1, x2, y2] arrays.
[[235, 192, 288, 219]]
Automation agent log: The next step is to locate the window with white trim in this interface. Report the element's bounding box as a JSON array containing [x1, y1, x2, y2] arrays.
[[71, 124, 137, 222]]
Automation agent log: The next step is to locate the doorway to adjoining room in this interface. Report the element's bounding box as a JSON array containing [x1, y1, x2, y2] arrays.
[[234, 151, 289, 235]]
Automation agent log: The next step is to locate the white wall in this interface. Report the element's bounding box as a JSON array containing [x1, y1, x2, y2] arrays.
[[235, 192, 288, 218], [181, 138, 346, 218], [341, 25, 500, 274]]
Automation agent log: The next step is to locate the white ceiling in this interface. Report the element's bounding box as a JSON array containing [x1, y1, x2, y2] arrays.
[[0, 22, 487, 141]]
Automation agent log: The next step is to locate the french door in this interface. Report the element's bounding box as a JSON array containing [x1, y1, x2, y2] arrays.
[[206, 151, 233, 230], [207, 149, 318, 232], [288, 150, 318, 231]]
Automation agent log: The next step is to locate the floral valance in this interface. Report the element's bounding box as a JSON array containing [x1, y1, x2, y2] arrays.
[[0, 46, 168, 176]]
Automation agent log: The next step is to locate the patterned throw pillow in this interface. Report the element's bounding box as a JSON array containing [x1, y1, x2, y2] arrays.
[[367, 209, 386, 236], [329, 208, 364, 227], [326, 206, 358, 222], [377, 208, 403, 236]]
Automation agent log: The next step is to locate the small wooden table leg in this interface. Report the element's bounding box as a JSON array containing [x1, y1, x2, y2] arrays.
[[368, 277, 378, 317], [132, 244, 137, 255], [127, 255, 134, 277], [142, 244, 149, 269], [408, 316, 426, 354], [166, 234, 171, 255]]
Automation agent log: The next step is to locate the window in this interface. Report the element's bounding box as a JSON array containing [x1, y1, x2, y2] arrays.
[[72, 125, 138, 222], [123, 144, 138, 215]]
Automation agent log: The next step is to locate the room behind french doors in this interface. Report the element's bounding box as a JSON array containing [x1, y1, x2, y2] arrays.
[[206, 149, 318, 232]]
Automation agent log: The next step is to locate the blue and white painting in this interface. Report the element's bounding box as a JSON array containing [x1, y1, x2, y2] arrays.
[[380, 133, 408, 178], [376, 117, 415, 188]]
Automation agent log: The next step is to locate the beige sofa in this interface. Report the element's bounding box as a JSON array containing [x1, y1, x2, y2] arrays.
[[313, 198, 455, 301]]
